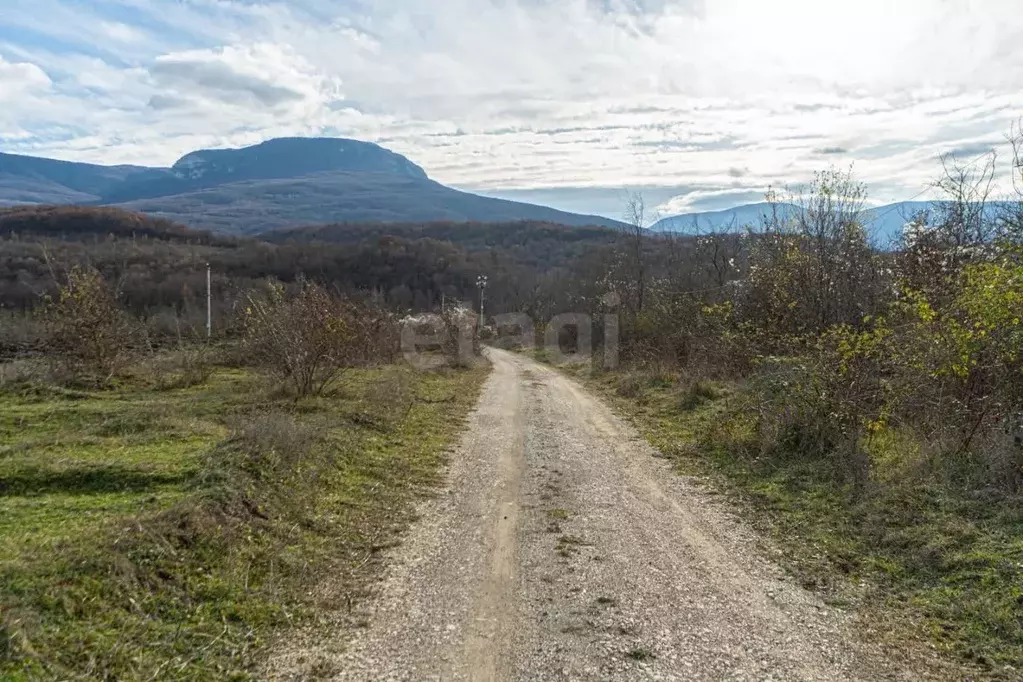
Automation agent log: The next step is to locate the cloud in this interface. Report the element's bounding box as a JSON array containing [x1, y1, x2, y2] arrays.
[[147, 45, 327, 109], [150, 59, 302, 108], [0, 0, 1020, 218], [99, 21, 147, 44], [147, 94, 193, 111], [657, 188, 770, 215], [945, 142, 997, 159], [0, 55, 51, 94]]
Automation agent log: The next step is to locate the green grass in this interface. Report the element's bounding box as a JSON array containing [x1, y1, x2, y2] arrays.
[[530, 353, 1023, 679], [0, 358, 488, 680]]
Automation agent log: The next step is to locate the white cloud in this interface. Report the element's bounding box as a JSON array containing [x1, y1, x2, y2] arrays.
[[1, 0, 1021, 217], [99, 21, 147, 44], [148, 44, 338, 109]]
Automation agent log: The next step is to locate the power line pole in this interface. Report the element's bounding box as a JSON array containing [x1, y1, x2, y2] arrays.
[[476, 274, 488, 332], [206, 263, 212, 340]]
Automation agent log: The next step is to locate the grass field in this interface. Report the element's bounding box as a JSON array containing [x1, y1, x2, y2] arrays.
[[0, 355, 488, 680], [530, 350, 1023, 680]]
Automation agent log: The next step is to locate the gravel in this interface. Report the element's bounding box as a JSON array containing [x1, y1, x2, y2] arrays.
[[270, 348, 926, 681]]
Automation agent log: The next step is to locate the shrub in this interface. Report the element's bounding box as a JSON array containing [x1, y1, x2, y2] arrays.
[[735, 324, 892, 490], [883, 257, 1023, 491], [42, 266, 134, 381], [242, 280, 391, 396]]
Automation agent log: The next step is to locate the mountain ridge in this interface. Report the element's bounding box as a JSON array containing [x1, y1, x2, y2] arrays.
[[652, 200, 1013, 244], [0, 138, 628, 233]]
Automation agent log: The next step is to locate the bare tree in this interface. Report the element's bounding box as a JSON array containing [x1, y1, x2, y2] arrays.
[[999, 119, 1023, 242], [933, 150, 998, 252], [901, 150, 1000, 298], [623, 192, 648, 315], [743, 168, 882, 341]]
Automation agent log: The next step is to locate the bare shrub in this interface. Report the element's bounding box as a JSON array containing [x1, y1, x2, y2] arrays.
[[615, 372, 645, 398], [42, 266, 134, 381], [739, 331, 884, 491], [977, 424, 1023, 493], [402, 306, 479, 368], [242, 280, 388, 396]]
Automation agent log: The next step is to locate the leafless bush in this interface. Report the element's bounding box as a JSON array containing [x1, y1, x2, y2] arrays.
[[440, 305, 480, 366], [977, 423, 1023, 493], [242, 280, 390, 396], [42, 266, 135, 381], [737, 338, 881, 491]]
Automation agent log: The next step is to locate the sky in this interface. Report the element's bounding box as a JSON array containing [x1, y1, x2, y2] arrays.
[[1, 0, 1022, 220]]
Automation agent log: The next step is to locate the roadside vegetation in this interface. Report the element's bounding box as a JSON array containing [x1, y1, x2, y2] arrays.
[[0, 265, 486, 679], [525, 123, 1023, 677]]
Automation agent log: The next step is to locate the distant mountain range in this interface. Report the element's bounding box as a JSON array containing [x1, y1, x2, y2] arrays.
[[652, 201, 1011, 245], [0, 138, 627, 234]]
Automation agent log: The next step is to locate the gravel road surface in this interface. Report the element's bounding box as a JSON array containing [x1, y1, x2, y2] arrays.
[[279, 348, 917, 681]]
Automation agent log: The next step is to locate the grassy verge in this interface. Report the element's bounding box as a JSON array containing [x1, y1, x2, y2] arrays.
[[0, 355, 488, 680], [528, 350, 1022, 679]]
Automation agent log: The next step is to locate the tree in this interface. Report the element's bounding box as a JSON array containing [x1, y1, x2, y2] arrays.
[[43, 266, 134, 380], [623, 192, 648, 315]]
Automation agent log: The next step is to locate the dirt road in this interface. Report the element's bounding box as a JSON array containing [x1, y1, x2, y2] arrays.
[[288, 348, 911, 680]]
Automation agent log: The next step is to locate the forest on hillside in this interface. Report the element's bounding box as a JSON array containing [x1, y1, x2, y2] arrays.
[[0, 207, 622, 329]]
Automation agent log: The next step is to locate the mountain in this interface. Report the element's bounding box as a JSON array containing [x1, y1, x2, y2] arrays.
[[650, 202, 801, 233], [0, 152, 148, 205], [0, 138, 627, 233], [652, 200, 1012, 245]]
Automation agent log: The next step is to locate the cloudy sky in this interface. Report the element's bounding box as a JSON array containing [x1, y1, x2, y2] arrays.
[[1, 0, 1021, 219]]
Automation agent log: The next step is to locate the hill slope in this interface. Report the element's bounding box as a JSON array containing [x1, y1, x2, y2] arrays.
[[651, 203, 800, 233], [0, 138, 626, 233], [652, 200, 1011, 245]]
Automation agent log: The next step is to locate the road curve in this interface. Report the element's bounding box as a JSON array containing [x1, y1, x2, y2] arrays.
[[282, 348, 913, 681]]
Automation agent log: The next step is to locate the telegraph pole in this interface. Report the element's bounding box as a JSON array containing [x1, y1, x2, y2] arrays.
[[476, 274, 488, 332], [206, 263, 212, 340]]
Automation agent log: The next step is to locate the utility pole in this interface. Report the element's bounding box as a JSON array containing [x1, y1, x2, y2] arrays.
[[206, 263, 212, 340], [476, 274, 488, 332]]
